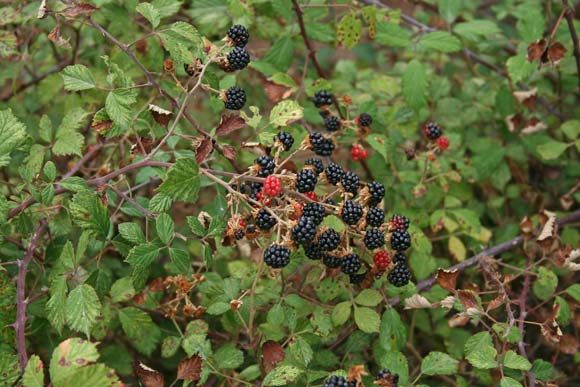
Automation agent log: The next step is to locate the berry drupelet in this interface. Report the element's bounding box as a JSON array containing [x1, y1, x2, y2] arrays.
[[324, 115, 341, 132], [388, 263, 411, 287], [291, 217, 317, 244], [364, 228, 385, 250], [358, 112, 373, 127], [274, 131, 294, 151], [227, 24, 249, 47], [305, 158, 324, 175], [302, 202, 326, 225], [309, 132, 335, 156], [367, 181, 385, 206], [340, 253, 362, 275], [296, 168, 318, 193], [389, 214, 410, 230], [312, 90, 334, 108], [263, 244, 291, 268], [373, 250, 391, 270], [341, 200, 363, 225], [318, 228, 341, 251], [341, 171, 360, 195], [390, 229, 411, 251], [424, 121, 442, 140], [255, 208, 277, 231], [254, 155, 275, 177], [226, 46, 250, 70], [366, 207, 385, 228], [325, 162, 344, 185], [224, 86, 246, 110]]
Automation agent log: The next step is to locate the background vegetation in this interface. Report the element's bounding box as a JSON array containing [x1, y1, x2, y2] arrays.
[[1, 0, 580, 386]]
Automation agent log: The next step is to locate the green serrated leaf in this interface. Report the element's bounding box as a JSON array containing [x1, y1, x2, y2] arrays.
[[380, 308, 407, 351], [61, 64, 97, 91], [263, 365, 302, 386], [337, 12, 362, 48], [156, 213, 174, 244], [503, 350, 532, 371], [269, 100, 304, 127], [118, 222, 146, 244], [263, 35, 294, 72], [66, 284, 101, 337], [354, 306, 380, 333], [536, 139, 570, 160], [158, 158, 200, 203], [118, 307, 161, 355], [332, 301, 351, 326], [22, 354, 44, 387], [418, 31, 462, 52], [0, 109, 27, 168], [110, 277, 136, 303], [500, 377, 523, 387], [355, 289, 383, 307], [49, 338, 100, 384], [533, 267, 558, 300], [47, 275, 68, 333], [215, 344, 244, 369], [70, 191, 111, 239], [136, 2, 160, 28], [125, 243, 160, 266], [375, 21, 411, 47], [402, 60, 427, 111], [421, 351, 459, 375]]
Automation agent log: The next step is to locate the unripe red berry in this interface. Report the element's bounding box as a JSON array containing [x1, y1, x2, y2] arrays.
[[262, 176, 282, 197], [373, 250, 391, 270], [350, 144, 369, 161], [304, 191, 318, 201], [436, 136, 450, 151]]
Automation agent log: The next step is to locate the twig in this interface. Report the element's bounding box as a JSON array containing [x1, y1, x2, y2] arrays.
[[388, 208, 580, 306], [14, 221, 47, 369], [62, 140, 105, 179], [1, 59, 73, 102], [517, 254, 536, 387], [563, 0, 580, 93]]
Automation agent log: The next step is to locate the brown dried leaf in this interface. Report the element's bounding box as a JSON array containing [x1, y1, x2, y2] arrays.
[[486, 295, 505, 312], [436, 268, 458, 291], [347, 365, 368, 386], [560, 194, 574, 211], [48, 26, 71, 49], [520, 216, 534, 237], [149, 104, 173, 127], [448, 314, 470, 328], [404, 294, 433, 309], [537, 210, 556, 242], [440, 296, 456, 309], [506, 113, 524, 133], [564, 249, 580, 271], [38, 0, 48, 19], [547, 42, 567, 65], [541, 304, 563, 343], [216, 114, 246, 136], [559, 334, 579, 355], [177, 355, 202, 381], [262, 340, 285, 373], [527, 39, 547, 62], [195, 137, 213, 164], [134, 362, 164, 387], [262, 78, 294, 103], [513, 88, 537, 103], [521, 117, 548, 135], [63, 2, 98, 17], [457, 290, 479, 310], [221, 144, 237, 160]]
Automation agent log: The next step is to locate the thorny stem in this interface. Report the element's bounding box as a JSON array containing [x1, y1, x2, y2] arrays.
[[518, 254, 536, 387]]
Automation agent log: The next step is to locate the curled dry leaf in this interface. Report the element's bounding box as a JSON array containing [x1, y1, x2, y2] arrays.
[[262, 78, 294, 103], [195, 136, 213, 164], [262, 340, 285, 373], [547, 42, 567, 65], [520, 216, 534, 237], [38, 0, 48, 19], [215, 114, 246, 136], [486, 295, 505, 312], [436, 268, 458, 291], [457, 290, 479, 310], [220, 144, 237, 160], [440, 295, 456, 309], [558, 334, 579, 355], [48, 26, 71, 49], [63, 2, 98, 17], [537, 210, 557, 242], [404, 294, 433, 309], [177, 354, 202, 381], [521, 117, 548, 135], [513, 88, 537, 103], [527, 39, 547, 62], [563, 249, 580, 271], [448, 314, 470, 328], [149, 104, 173, 127], [505, 113, 524, 133], [134, 361, 164, 387], [541, 304, 563, 344], [560, 194, 574, 211], [347, 364, 368, 386]]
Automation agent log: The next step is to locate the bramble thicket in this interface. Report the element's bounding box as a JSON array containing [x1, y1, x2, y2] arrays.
[[1, 1, 580, 387]]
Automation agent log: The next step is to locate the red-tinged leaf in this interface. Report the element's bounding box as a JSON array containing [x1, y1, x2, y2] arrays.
[[262, 340, 285, 373], [177, 354, 202, 381], [195, 136, 213, 164], [262, 78, 294, 103], [221, 144, 237, 160], [216, 114, 246, 136], [63, 2, 98, 17], [457, 289, 479, 310], [527, 39, 547, 62], [134, 362, 164, 387], [149, 104, 173, 127], [436, 268, 458, 291]]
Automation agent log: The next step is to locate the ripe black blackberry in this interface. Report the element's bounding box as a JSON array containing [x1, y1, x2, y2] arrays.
[[304, 243, 324, 260], [234, 229, 245, 240], [305, 158, 324, 175], [325, 198, 337, 206], [255, 156, 275, 177], [323, 254, 341, 269], [367, 181, 385, 206], [390, 229, 411, 251], [318, 228, 341, 251], [366, 207, 385, 228], [389, 214, 410, 230], [424, 121, 442, 139], [364, 228, 385, 250], [349, 271, 367, 285], [224, 86, 246, 110], [324, 115, 341, 132], [263, 244, 290, 268], [302, 202, 325, 225], [255, 208, 277, 231], [312, 90, 333, 108], [249, 182, 263, 200], [274, 131, 294, 151], [291, 217, 317, 244], [340, 253, 361, 275], [341, 200, 363, 225], [393, 252, 407, 264], [358, 112, 373, 127], [341, 171, 360, 195], [387, 263, 411, 287], [226, 46, 250, 70], [325, 162, 344, 185], [227, 24, 249, 47], [323, 375, 355, 387], [296, 169, 318, 193], [309, 132, 335, 156], [376, 369, 399, 386]]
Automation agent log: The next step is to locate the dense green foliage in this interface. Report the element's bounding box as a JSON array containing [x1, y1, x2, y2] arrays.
[[1, 1, 579, 386]]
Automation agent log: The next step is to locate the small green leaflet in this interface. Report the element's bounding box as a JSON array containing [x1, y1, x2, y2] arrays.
[[136, 2, 160, 28], [375, 22, 411, 47], [0, 109, 27, 168], [158, 158, 200, 203], [105, 89, 137, 136], [536, 139, 570, 160], [354, 289, 383, 307], [66, 284, 101, 337], [61, 64, 97, 91], [354, 306, 380, 333], [156, 213, 174, 244], [53, 108, 88, 156], [47, 275, 68, 333], [418, 31, 462, 53], [332, 301, 351, 326], [503, 350, 532, 371], [263, 365, 302, 386], [214, 344, 244, 369], [402, 60, 427, 111], [118, 222, 146, 244], [500, 377, 523, 387], [269, 100, 304, 127], [22, 355, 44, 387], [125, 243, 160, 266], [337, 12, 362, 48], [421, 351, 459, 375], [70, 191, 111, 239], [263, 35, 294, 72], [118, 306, 162, 355]]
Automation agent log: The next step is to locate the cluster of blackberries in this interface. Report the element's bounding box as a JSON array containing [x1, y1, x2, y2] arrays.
[[221, 25, 250, 110], [424, 121, 450, 151], [323, 369, 399, 387], [385, 214, 412, 287]]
